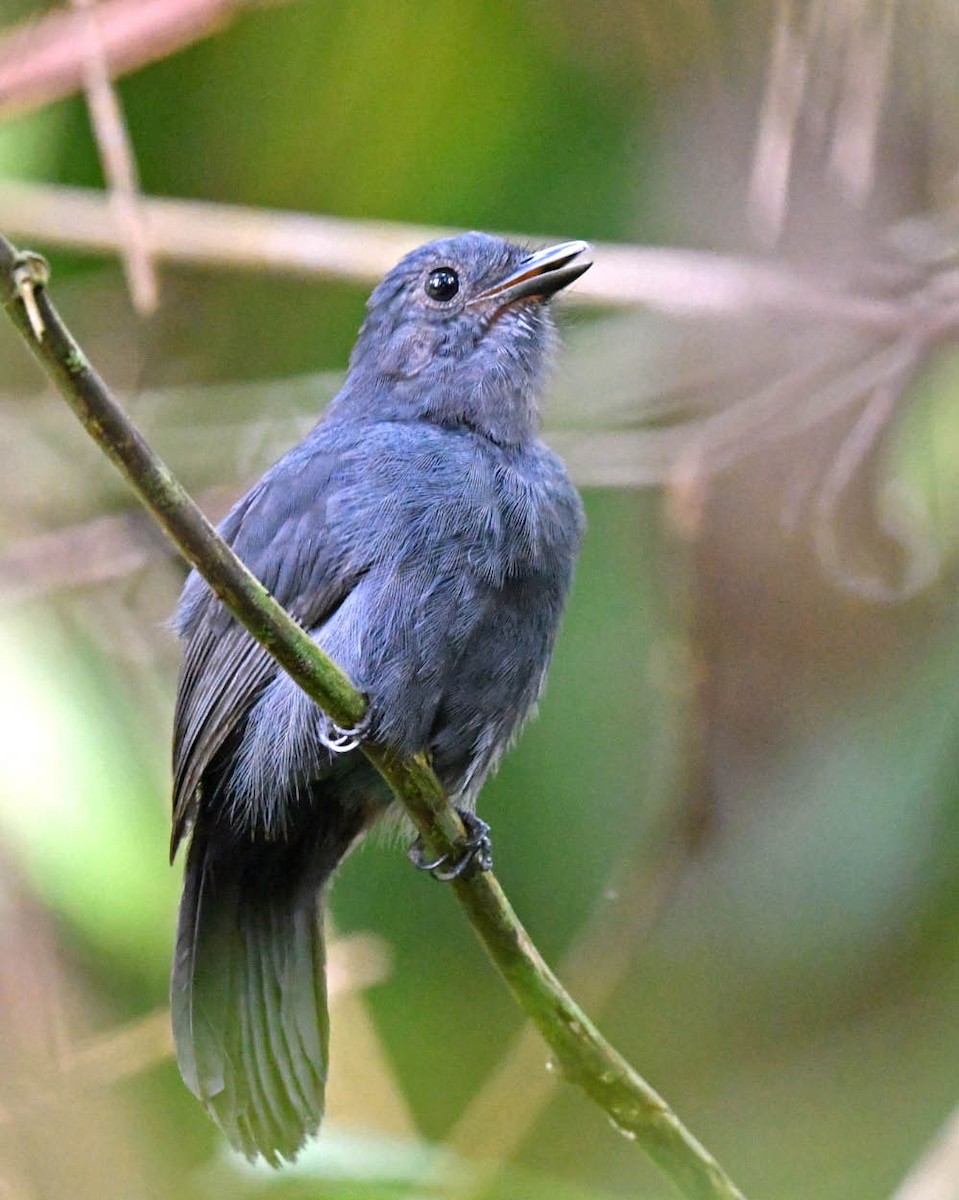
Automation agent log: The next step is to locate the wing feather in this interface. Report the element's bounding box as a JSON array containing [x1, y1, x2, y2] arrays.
[[170, 443, 359, 857]]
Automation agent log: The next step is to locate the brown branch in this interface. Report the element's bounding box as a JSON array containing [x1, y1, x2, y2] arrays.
[[892, 1109, 959, 1200], [0, 180, 919, 328], [0, 932, 391, 1124], [70, 0, 158, 313], [0, 510, 159, 603], [0, 0, 260, 120]]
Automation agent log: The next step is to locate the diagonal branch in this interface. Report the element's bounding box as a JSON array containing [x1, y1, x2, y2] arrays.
[[0, 231, 747, 1200], [892, 1107, 959, 1200], [0, 0, 260, 120]]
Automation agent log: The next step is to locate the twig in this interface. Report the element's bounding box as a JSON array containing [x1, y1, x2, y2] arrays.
[[891, 1108, 959, 1200], [0, 509, 178, 605], [0, 933, 391, 1124], [0, 232, 748, 1200], [827, 0, 895, 208], [445, 822, 694, 1197], [0, 180, 914, 328], [748, 0, 895, 242], [748, 0, 813, 245], [0, 0, 259, 120], [70, 0, 158, 313]]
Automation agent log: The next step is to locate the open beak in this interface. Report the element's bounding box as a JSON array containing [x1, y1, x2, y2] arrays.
[[472, 240, 592, 306]]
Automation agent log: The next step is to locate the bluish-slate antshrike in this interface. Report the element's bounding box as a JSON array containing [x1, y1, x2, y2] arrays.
[[171, 232, 591, 1162]]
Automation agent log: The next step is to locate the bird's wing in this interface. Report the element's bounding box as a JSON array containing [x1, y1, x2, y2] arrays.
[[171, 448, 361, 859]]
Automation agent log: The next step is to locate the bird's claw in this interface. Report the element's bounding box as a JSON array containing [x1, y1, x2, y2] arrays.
[[12, 251, 50, 341], [318, 712, 369, 754], [408, 811, 493, 881]]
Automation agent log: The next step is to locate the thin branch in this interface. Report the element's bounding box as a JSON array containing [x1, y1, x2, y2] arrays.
[[0, 180, 915, 328], [0, 231, 748, 1200], [71, 0, 158, 313], [827, 0, 895, 207], [0, 933, 390, 1124], [0, 505, 187, 605], [748, 0, 812, 245], [445, 818, 695, 1197], [0, 0, 260, 120], [892, 1108, 959, 1200]]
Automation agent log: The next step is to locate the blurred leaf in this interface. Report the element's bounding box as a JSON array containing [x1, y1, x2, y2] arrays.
[[202, 1124, 644, 1200], [895, 345, 959, 570], [0, 607, 176, 974]]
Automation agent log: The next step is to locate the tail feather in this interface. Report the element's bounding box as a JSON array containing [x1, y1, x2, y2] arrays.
[[171, 850, 234, 1101], [267, 901, 328, 1119], [240, 912, 321, 1161], [171, 831, 329, 1164], [235, 949, 296, 1163]]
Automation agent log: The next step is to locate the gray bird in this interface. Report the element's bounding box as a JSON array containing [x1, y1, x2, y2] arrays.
[[170, 232, 590, 1163]]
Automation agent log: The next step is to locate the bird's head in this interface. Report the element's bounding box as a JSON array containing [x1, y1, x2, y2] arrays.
[[339, 233, 591, 445]]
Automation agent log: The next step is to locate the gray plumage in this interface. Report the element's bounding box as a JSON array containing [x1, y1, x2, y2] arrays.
[[170, 231, 589, 1163]]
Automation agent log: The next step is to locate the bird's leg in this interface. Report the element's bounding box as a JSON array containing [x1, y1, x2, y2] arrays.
[[318, 711, 370, 754], [408, 811, 493, 881]]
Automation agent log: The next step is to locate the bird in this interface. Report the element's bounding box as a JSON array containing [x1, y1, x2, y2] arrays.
[[170, 231, 591, 1163]]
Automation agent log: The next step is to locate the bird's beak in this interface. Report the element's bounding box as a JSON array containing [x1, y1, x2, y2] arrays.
[[471, 240, 592, 306]]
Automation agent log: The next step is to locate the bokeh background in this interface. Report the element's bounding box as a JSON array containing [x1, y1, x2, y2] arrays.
[[0, 2, 957, 1198]]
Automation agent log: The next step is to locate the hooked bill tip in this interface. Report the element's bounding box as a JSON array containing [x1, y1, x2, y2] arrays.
[[474, 239, 593, 306]]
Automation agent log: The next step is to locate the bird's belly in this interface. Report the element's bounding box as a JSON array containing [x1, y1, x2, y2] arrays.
[[313, 556, 556, 798], [419, 577, 557, 802]]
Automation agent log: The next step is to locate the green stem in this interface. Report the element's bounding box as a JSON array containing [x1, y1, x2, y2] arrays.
[[0, 233, 747, 1200]]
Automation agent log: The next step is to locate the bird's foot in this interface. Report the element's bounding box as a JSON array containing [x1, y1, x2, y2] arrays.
[[408, 811, 493, 881], [318, 712, 369, 754]]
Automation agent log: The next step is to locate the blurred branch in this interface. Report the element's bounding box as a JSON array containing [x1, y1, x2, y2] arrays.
[[0, 483, 241, 605], [2, 218, 956, 603], [0, 0, 261, 120], [892, 1108, 959, 1200], [70, 0, 158, 313], [0, 932, 390, 1124], [0, 233, 749, 1200], [749, 0, 895, 244], [0, 179, 937, 327], [0, 509, 161, 603], [748, 0, 813, 245]]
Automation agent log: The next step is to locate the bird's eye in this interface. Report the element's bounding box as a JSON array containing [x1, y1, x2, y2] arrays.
[[424, 267, 459, 302]]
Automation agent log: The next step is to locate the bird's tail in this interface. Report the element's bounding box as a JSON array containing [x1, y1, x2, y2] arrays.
[[171, 825, 338, 1164]]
